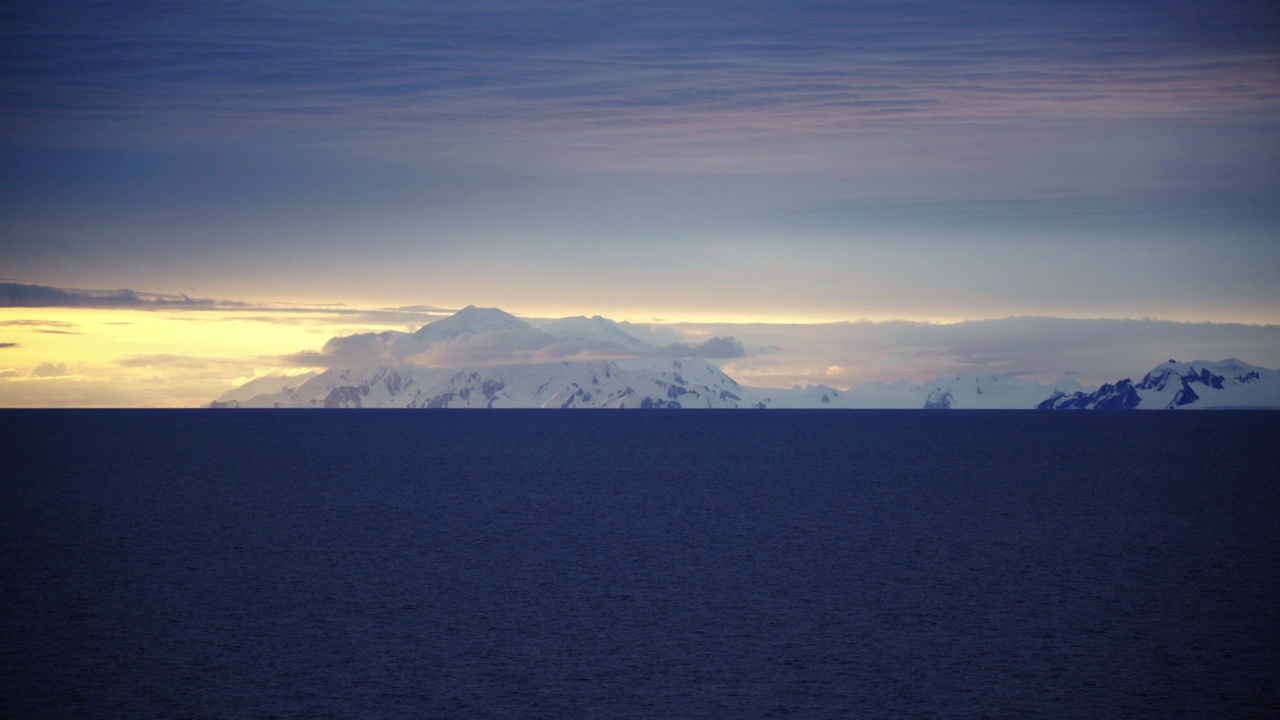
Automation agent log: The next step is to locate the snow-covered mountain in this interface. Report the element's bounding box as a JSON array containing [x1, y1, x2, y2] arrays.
[[537, 315, 657, 352], [212, 372, 317, 404], [750, 373, 1088, 410], [211, 363, 1093, 411], [212, 358, 761, 409], [209, 305, 768, 409], [751, 383, 849, 409], [210, 306, 1279, 410], [309, 305, 556, 366], [410, 304, 538, 345], [1039, 358, 1280, 410], [916, 373, 1089, 410]]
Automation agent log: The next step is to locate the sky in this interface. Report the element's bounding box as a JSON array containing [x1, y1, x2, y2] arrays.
[[1, 0, 1278, 406]]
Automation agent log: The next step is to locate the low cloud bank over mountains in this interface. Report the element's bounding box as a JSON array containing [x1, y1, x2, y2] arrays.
[[280, 306, 746, 369], [218, 306, 1280, 410], [5, 284, 1280, 408]]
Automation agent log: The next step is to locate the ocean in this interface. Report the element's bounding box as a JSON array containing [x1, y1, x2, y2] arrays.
[[2, 409, 1277, 718]]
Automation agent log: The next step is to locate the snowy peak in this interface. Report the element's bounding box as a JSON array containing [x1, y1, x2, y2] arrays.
[[412, 305, 535, 344], [1137, 358, 1265, 393], [1039, 379, 1141, 410], [616, 356, 754, 407], [308, 306, 543, 367], [538, 315, 655, 352], [1040, 359, 1280, 410]]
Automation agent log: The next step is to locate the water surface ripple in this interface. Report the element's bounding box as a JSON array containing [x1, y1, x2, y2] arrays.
[[2, 410, 1277, 718]]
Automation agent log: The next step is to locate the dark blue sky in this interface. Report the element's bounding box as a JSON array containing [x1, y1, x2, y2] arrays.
[[2, 0, 1278, 322]]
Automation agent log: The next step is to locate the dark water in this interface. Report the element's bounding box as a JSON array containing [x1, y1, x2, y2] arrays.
[[2, 410, 1278, 719]]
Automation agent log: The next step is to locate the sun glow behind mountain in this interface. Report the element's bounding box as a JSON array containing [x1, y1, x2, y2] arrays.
[[203, 305, 1280, 411], [0, 306, 410, 407], [3, 295, 1279, 408]]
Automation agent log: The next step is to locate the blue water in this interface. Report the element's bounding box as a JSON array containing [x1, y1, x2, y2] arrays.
[[2, 409, 1278, 718]]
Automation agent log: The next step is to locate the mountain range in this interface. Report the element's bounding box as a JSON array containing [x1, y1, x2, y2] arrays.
[[211, 306, 1280, 410], [1037, 358, 1280, 410]]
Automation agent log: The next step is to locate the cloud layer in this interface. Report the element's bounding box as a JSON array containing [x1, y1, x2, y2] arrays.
[[3, 286, 1278, 407], [283, 325, 746, 369], [708, 316, 1280, 388], [0, 2, 1277, 356], [5, 1, 1276, 170], [0, 283, 240, 309]]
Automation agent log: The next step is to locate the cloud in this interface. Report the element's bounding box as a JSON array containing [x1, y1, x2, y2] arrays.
[[290, 329, 435, 367], [615, 321, 684, 347], [283, 312, 1280, 383], [3, 5, 1276, 339], [527, 340, 642, 364], [278, 329, 433, 368], [177, 307, 456, 327], [0, 343, 18, 349], [0, 285, 463, 332], [407, 329, 572, 367], [280, 321, 745, 369], [672, 316, 1280, 389], [0, 320, 77, 328], [661, 336, 746, 359], [0, 283, 243, 309], [117, 354, 248, 369], [5, 2, 1275, 175], [278, 350, 334, 368], [31, 362, 69, 377], [0, 369, 19, 378]]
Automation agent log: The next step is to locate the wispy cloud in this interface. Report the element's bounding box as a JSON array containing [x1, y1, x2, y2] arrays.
[[0, 320, 77, 328], [31, 362, 69, 377], [0, 317, 83, 333], [0, 342, 18, 349], [4, 2, 1275, 173], [279, 320, 747, 368], [661, 336, 746, 359], [0, 284, 457, 328], [208, 307, 456, 327], [0, 283, 243, 309], [686, 316, 1280, 388], [269, 311, 1280, 391], [280, 329, 632, 369], [117, 354, 254, 369], [2, 3, 1275, 332]]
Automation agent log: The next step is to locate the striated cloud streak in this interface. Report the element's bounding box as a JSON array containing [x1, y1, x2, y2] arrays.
[[0, 283, 244, 309], [3, 1, 1276, 171], [0, 284, 460, 327]]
